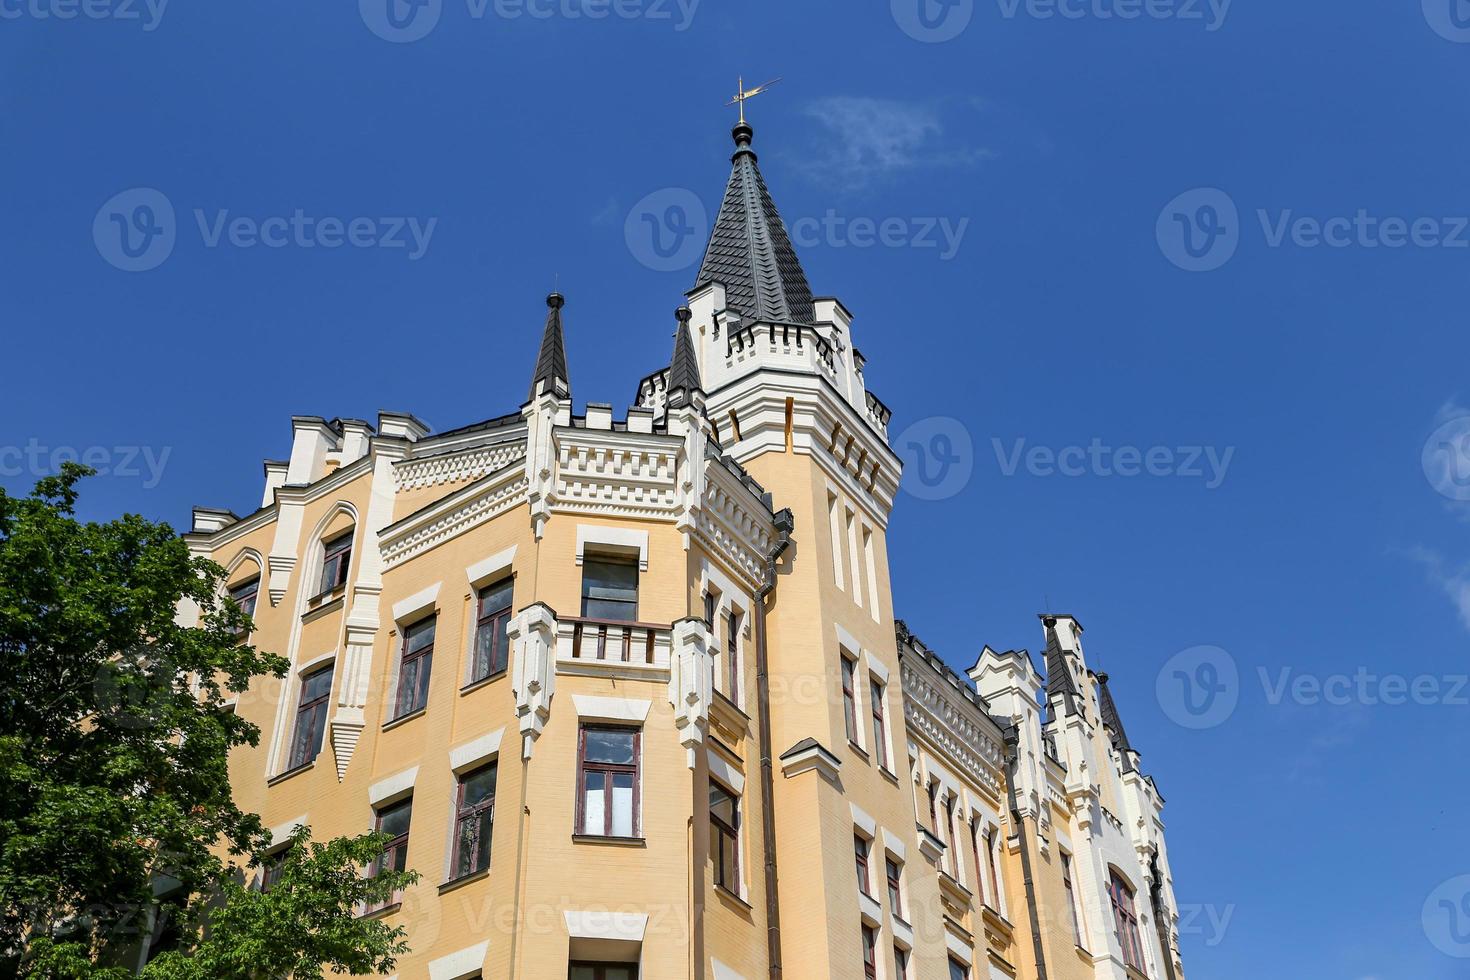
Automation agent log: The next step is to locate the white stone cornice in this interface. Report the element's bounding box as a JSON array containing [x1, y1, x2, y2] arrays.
[[379, 465, 527, 569], [393, 440, 526, 492]]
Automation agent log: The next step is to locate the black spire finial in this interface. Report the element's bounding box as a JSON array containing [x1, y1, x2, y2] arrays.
[[667, 306, 702, 408], [529, 292, 570, 400]]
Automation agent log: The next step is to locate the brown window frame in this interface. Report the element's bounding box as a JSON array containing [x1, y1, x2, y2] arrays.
[[228, 575, 259, 632], [861, 924, 878, 980], [709, 781, 740, 893], [894, 945, 910, 980], [841, 656, 859, 744], [1063, 852, 1086, 946], [726, 610, 740, 700], [576, 725, 641, 838], [287, 664, 333, 772], [854, 833, 872, 897], [316, 529, 353, 598], [365, 797, 412, 913], [260, 851, 285, 893], [568, 964, 638, 980], [1110, 871, 1146, 972], [869, 678, 887, 768], [392, 615, 436, 720], [579, 556, 639, 623], [985, 827, 1002, 908], [450, 762, 497, 880], [885, 856, 903, 918], [948, 956, 971, 980], [471, 578, 514, 683]]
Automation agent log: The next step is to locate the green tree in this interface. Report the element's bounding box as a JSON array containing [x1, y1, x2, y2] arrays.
[[0, 466, 417, 978]]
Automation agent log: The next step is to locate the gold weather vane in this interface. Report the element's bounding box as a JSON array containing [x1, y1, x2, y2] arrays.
[[727, 76, 782, 125]]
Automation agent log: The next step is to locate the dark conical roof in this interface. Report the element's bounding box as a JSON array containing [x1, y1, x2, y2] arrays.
[[1041, 615, 1081, 719], [692, 123, 815, 325], [1095, 672, 1138, 771], [529, 292, 570, 400], [667, 306, 702, 407]]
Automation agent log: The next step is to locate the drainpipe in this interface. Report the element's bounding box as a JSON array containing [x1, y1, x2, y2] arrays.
[[754, 508, 794, 980], [1003, 724, 1049, 980]]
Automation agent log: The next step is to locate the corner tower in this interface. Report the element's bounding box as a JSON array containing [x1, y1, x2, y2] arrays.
[[644, 117, 909, 979]]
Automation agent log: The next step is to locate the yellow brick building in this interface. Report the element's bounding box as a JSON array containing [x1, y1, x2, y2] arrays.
[[177, 116, 1188, 980]]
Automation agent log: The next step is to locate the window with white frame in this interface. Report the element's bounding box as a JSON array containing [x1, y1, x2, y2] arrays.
[[1062, 851, 1086, 947], [316, 528, 353, 599], [841, 655, 860, 746]]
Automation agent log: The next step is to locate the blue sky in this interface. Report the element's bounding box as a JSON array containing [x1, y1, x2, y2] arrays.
[[4, 0, 1470, 976]]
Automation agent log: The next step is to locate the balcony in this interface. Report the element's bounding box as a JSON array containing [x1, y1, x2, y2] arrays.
[[555, 616, 673, 680]]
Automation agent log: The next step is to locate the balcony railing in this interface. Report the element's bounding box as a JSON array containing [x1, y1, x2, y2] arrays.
[[557, 616, 672, 667]]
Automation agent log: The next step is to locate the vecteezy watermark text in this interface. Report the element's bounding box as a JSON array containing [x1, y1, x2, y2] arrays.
[[93, 188, 437, 272], [993, 438, 1235, 488], [360, 0, 698, 43], [0, 0, 167, 30], [890, 0, 1227, 42], [1158, 187, 1470, 272], [0, 440, 171, 489]]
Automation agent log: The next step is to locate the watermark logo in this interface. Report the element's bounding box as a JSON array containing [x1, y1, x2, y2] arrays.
[[1177, 903, 1235, 948], [93, 188, 175, 273], [992, 438, 1234, 488], [1424, 0, 1470, 43], [359, 0, 442, 42], [1424, 875, 1470, 958], [895, 416, 974, 501], [93, 188, 438, 272], [0, 0, 168, 30], [789, 212, 970, 261], [892, 0, 974, 42], [995, 0, 1230, 30], [1156, 645, 1238, 729], [625, 188, 707, 273], [1157, 187, 1239, 272], [1422, 415, 1470, 501]]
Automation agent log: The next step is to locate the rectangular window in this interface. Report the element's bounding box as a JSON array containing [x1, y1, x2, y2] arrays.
[[261, 851, 285, 892], [845, 508, 863, 608], [862, 526, 880, 621], [854, 834, 871, 897], [569, 965, 637, 980], [944, 797, 958, 878], [287, 664, 333, 771], [318, 530, 353, 596], [702, 590, 716, 626], [451, 763, 497, 880], [709, 782, 740, 893], [870, 679, 887, 768], [1063, 852, 1084, 946], [948, 957, 970, 980], [1110, 872, 1146, 972], [927, 779, 940, 835], [471, 578, 514, 682], [577, 726, 639, 838], [970, 817, 985, 905], [393, 616, 435, 719], [886, 857, 903, 918], [581, 558, 638, 622], [894, 946, 910, 980], [726, 611, 740, 700], [841, 656, 859, 744], [366, 797, 411, 912], [228, 576, 259, 624], [861, 924, 878, 980], [986, 828, 1002, 909]]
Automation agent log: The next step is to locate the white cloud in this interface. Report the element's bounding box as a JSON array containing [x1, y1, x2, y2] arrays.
[[798, 96, 992, 188], [1406, 545, 1470, 633]]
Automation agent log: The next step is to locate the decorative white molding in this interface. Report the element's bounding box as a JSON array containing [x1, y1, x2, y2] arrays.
[[380, 468, 528, 568], [449, 728, 505, 773], [394, 441, 525, 492], [901, 658, 1005, 800], [711, 960, 748, 980], [563, 910, 648, 943], [522, 394, 560, 540], [668, 618, 714, 768], [391, 582, 441, 623], [779, 740, 841, 782], [882, 827, 906, 862], [368, 766, 418, 806], [850, 802, 877, 838], [708, 750, 744, 795], [466, 546, 517, 586], [427, 941, 490, 980], [509, 603, 557, 759], [575, 524, 650, 571], [571, 695, 652, 724], [297, 650, 337, 675], [267, 814, 308, 846]]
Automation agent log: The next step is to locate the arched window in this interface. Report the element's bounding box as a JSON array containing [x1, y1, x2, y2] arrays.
[[1109, 869, 1146, 971]]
